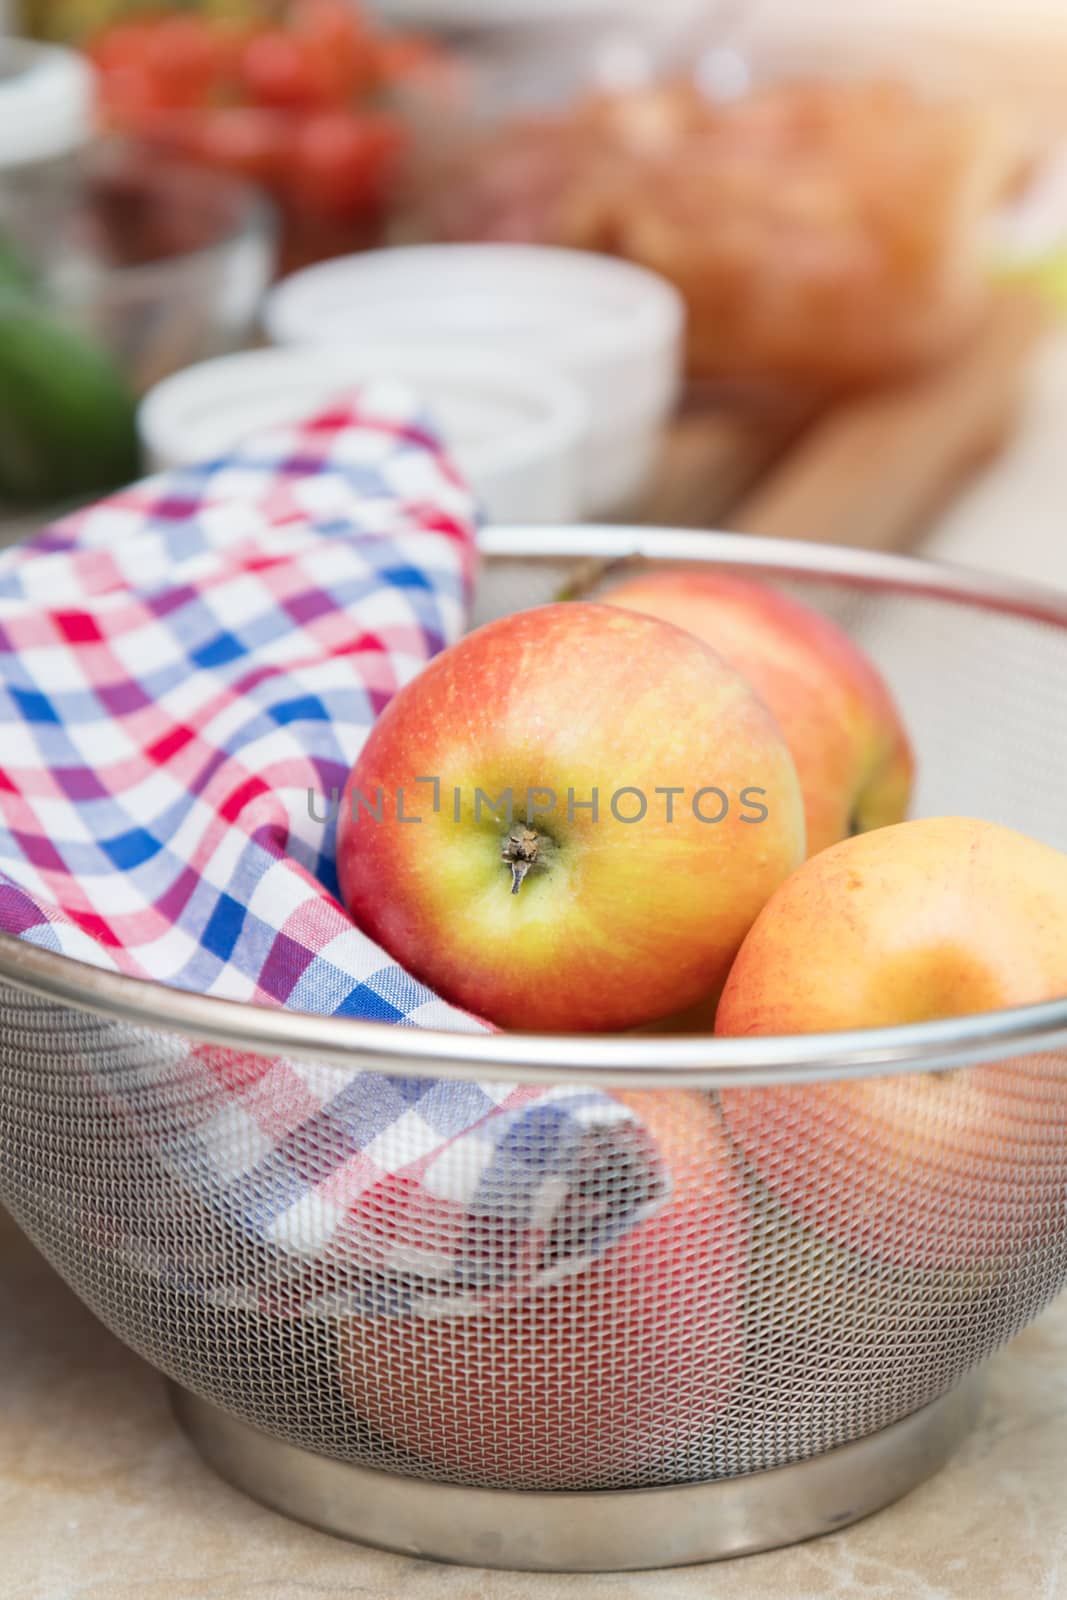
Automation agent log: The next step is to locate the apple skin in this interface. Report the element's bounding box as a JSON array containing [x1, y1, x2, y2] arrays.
[[715, 817, 1067, 1270], [601, 568, 914, 856], [338, 1090, 747, 1489], [337, 602, 805, 1033]]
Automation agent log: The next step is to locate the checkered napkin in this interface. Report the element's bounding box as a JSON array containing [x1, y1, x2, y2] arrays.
[[0, 386, 667, 1313]]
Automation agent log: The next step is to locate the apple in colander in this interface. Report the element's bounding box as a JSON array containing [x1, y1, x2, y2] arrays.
[[336, 602, 805, 1032], [337, 1089, 747, 1489], [600, 568, 915, 858], [715, 817, 1067, 1271]]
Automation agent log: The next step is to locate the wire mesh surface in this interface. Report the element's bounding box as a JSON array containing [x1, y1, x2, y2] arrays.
[[3, 548, 1067, 1493]]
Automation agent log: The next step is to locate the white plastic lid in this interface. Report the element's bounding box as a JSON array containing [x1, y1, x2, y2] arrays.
[[0, 40, 93, 170], [137, 342, 590, 525]]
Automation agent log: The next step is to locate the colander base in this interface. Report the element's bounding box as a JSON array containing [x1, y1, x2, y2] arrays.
[[169, 1377, 980, 1572]]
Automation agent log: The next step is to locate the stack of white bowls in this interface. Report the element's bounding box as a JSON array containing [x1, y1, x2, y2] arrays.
[[140, 245, 686, 525]]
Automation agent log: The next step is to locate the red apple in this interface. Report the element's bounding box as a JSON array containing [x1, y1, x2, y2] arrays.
[[601, 568, 914, 856], [337, 602, 805, 1032], [716, 817, 1067, 1269], [338, 1089, 747, 1489]]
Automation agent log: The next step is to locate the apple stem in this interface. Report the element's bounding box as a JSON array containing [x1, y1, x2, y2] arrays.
[[502, 826, 542, 895]]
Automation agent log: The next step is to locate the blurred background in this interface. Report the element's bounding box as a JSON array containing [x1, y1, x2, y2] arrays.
[[3, 0, 1067, 570]]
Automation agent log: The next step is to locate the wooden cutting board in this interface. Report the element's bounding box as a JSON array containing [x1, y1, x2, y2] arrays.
[[634, 289, 1049, 552]]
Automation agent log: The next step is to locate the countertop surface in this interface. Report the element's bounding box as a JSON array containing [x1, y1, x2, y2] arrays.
[[2, 1206, 1066, 1600], [6, 333, 1067, 1599]]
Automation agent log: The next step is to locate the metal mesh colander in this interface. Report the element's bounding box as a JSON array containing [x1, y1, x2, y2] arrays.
[[3, 530, 1067, 1503]]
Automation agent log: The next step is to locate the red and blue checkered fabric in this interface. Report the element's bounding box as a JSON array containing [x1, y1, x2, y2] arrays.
[[0, 388, 666, 1311]]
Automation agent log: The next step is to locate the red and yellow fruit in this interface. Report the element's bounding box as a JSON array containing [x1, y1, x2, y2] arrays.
[[602, 568, 914, 856], [339, 1090, 746, 1488], [337, 602, 805, 1033], [716, 817, 1067, 1268]]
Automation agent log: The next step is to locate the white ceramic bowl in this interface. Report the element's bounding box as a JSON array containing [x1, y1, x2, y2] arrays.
[[263, 245, 686, 516], [137, 343, 589, 525]]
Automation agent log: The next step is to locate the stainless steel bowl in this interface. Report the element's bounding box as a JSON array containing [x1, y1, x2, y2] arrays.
[[2, 526, 1066, 1571]]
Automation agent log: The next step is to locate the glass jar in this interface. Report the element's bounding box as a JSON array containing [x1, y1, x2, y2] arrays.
[[0, 38, 93, 259], [0, 39, 275, 511]]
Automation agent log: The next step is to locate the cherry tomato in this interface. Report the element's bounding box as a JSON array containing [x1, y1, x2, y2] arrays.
[[87, 20, 161, 73], [290, 0, 379, 95], [194, 107, 292, 188], [287, 110, 406, 220], [142, 14, 224, 108], [239, 29, 344, 111], [96, 62, 166, 129], [292, 0, 366, 49]]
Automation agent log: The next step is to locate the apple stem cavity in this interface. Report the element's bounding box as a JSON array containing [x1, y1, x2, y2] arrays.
[[502, 826, 544, 895]]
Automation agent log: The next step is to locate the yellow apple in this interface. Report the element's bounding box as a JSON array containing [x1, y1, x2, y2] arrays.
[[716, 817, 1067, 1269]]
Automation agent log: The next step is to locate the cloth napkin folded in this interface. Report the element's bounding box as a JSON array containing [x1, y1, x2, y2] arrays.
[[0, 388, 668, 1312]]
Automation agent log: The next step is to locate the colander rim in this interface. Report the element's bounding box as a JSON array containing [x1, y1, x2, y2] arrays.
[[3, 523, 1067, 1089]]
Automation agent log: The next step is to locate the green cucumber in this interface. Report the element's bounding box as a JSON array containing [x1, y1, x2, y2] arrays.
[[0, 294, 141, 505], [0, 234, 37, 297]]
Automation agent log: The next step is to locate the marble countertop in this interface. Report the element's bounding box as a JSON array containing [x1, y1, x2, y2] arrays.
[[2, 1206, 1065, 1600], [6, 335, 1067, 1600]]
